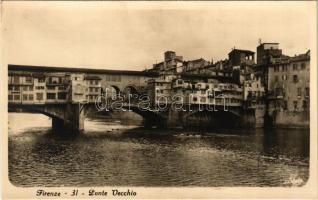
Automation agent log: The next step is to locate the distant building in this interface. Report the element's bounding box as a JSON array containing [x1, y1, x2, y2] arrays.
[[152, 51, 183, 74], [256, 43, 283, 66], [182, 58, 211, 73], [228, 48, 255, 67]]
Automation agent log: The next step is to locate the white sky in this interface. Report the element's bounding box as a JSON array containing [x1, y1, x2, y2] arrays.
[[2, 1, 316, 71]]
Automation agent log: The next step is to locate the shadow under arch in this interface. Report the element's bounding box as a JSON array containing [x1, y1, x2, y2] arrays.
[[8, 104, 66, 132], [102, 85, 121, 97], [8, 104, 63, 121], [84, 102, 166, 129], [184, 108, 242, 129]]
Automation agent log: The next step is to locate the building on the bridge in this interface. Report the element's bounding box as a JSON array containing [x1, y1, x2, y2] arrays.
[[33, 73, 46, 104], [8, 73, 34, 104], [170, 77, 243, 107], [147, 78, 172, 106], [242, 73, 265, 109], [70, 73, 86, 103], [46, 73, 69, 103], [84, 75, 102, 102]]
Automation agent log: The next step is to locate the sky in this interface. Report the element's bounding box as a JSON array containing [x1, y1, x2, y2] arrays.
[[2, 1, 316, 71]]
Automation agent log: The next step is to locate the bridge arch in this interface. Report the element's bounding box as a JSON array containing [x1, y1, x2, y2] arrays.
[[123, 85, 138, 95], [102, 85, 121, 97], [8, 104, 64, 120], [8, 104, 68, 131], [85, 101, 167, 128]]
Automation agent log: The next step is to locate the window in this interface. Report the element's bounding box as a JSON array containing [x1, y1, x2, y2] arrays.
[[297, 88, 302, 96], [293, 101, 298, 110], [282, 65, 288, 71], [9, 85, 13, 90], [47, 93, 56, 100], [193, 97, 198, 102], [274, 66, 279, 72], [283, 101, 288, 110], [35, 86, 45, 90], [23, 86, 28, 91], [305, 87, 309, 97], [26, 77, 32, 83], [14, 95, 20, 100], [58, 77, 62, 83], [29, 86, 33, 91], [301, 63, 306, 70], [23, 94, 28, 101], [275, 88, 281, 96], [58, 92, 67, 100], [8, 95, 13, 101], [38, 78, 45, 83], [14, 86, 20, 91], [207, 91, 214, 98], [47, 86, 55, 90], [95, 88, 99, 92], [13, 76, 20, 84], [36, 93, 43, 101], [58, 86, 65, 90], [293, 64, 298, 71], [201, 97, 206, 103], [282, 75, 288, 81], [303, 100, 308, 110], [95, 80, 99, 85], [293, 75, 299, 83], [29, 94, 33, 101], [274, 76, 279, 82], [201, 90, 205, 95]]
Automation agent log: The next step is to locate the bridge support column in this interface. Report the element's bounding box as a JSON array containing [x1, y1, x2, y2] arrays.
[[52, 118, 65, 132], [51, 104, 85, 134], [64, 103, 85, 132], [166, 109, 184, 129], [143, 116, 167, 129]]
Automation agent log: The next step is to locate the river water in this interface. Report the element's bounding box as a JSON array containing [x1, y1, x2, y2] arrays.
[[8, 113, 309, 187]]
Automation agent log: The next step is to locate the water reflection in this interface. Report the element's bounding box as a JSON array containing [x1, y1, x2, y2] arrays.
[[8, 113, 309, 187]]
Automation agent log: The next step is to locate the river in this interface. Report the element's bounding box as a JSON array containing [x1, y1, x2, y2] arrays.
[[8, 113, 309, 187]]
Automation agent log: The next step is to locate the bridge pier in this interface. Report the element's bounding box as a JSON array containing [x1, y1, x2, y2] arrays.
[[166, 109, 184, 129], [52, 118, 65, 132], [143, 117, 167, 129], [51, 104, 85, 134]]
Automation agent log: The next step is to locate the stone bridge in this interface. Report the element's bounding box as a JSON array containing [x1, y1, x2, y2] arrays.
[[8, 64, 262, 133]]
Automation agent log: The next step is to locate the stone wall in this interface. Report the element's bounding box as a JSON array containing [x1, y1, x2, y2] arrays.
[[272, 110, 309, 129]]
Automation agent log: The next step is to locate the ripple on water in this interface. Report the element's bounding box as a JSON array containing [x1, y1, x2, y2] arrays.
[[8, 113, 309, 187]]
